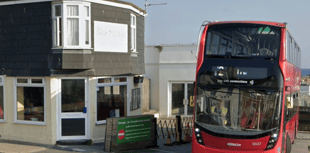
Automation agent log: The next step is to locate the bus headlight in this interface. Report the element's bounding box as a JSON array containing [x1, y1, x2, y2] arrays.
[[266, 129, 279, 150], [194, 127, 205, 145]]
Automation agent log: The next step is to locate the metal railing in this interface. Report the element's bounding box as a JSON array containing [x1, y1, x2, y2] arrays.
[[156, 118, 177, 139], [296, 90, 310, 131], [181, 116, 193, 137], [156, 116, 193, 140]]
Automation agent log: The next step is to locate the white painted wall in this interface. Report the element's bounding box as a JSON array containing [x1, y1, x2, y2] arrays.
[[0, 77, 56, 145], [145, 44, 197, 117], [144, 46, 160, 111], [301, 85, 310, 95]]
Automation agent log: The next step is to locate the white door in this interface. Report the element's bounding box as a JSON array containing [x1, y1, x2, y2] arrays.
[[171, 82, 194, 116], [58, 78, 88, 140]]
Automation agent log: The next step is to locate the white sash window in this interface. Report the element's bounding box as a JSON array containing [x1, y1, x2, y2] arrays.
[[131, 14, 137, 52], [52, 2, 91, 49]]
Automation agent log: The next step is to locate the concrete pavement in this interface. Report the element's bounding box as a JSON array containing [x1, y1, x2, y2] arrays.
[[293, 131, 310, 153], [0, 142, 47, 153], [0, 140, 52, 153], [0, 137, 191, 153]]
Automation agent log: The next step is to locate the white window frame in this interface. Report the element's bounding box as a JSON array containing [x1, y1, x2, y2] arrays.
[[13, 77, 46, 125], [0, 76, 5, 123], [168, 81, 195, 117], [56, 77, 90, 141], [96, 77, 128, 125], [130, 14, 137, 53], [52, 1, 91, 49], [130, 88, 141, 111]]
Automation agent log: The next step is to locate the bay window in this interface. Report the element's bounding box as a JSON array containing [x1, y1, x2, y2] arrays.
[[52, 2, 91, 48]]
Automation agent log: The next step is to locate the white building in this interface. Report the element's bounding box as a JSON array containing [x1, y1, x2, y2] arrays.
[[301, 85, 310, 95], [144, 44, 197, 118], [301, 85, 310, 106]]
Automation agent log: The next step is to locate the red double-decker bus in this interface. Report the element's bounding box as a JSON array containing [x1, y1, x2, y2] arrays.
[[192, 21, 301, 153]]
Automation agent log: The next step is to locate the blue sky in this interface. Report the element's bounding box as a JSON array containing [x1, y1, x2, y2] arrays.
[[125, 0, 310, 68]]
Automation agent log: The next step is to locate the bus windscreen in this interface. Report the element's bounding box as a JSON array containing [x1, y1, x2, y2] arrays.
[[205, 24, 281, 58], [195, 87, 281, 136]]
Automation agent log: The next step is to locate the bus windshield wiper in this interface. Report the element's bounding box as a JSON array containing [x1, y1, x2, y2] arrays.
[[197, 82, 244, 93], [205, 54, 253, 59], [264, 57, 275, 61], [243, 86, 278, 94], [204, 55, 226, 59], [197, 82, 277, 94]]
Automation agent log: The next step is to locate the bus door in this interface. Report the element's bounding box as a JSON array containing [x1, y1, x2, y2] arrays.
[[286, 93, 299, 141]]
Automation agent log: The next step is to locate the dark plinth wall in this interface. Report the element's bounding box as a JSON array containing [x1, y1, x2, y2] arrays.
[[0, 1, 145, 77]]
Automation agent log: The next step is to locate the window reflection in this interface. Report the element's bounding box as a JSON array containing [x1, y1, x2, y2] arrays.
[[61, 79, 85, 112], [205, 25, 280, 57], [97, 85, 127, 121], [17, 87, 44, 122], [172, 84, 185, 115]]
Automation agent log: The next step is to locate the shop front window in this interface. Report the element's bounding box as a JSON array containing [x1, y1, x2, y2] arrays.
[[96, 77, 127, 124], [15, 78, 45, 124]]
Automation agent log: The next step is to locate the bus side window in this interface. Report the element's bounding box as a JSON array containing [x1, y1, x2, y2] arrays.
[[286, 33, 289, 61], [290, 37, 293, 63], [284, 95, 288, 122]]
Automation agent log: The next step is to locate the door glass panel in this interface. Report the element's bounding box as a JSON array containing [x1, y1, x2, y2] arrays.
[[61, 118, 85, 136], [172, 83, 184, 115], [187, 83, 194, 115], [61, 79, 85, 112]]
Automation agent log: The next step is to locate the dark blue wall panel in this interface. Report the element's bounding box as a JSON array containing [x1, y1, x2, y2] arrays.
[[0, 2, 53, 76]]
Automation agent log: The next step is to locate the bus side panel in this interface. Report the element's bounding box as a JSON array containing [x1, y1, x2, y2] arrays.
[[192, 25, 208, 153], [285, 61, 301, 144], [279, 27, 288, 153], [280, 27, 300, 152]]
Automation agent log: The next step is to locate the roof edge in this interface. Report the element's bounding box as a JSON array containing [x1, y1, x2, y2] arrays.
[[0, 0, 146, 16], [207, 21, 286, 28]]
